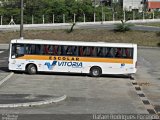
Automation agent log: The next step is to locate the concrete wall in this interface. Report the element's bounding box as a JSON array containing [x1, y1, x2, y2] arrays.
[[123, 0, 143, 12]]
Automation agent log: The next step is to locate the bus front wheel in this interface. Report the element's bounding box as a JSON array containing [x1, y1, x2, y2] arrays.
[[90, 67, 102, 77], [26, 64, 37, 75]]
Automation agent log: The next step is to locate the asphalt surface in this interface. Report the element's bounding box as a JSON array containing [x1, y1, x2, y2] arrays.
[[0, 49, 9, 73], [136, 48, 160, 108], [0, 48, 160, 120], [77, 24, 160, 32], [0, 24, 160, 32]]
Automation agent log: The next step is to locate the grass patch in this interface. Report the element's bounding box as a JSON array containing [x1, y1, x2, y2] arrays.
[[0, 29, 160, 47], [137, 22, 160, 27]]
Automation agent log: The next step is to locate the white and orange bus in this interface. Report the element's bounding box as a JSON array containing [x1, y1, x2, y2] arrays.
[[8, 39, 137, 77]]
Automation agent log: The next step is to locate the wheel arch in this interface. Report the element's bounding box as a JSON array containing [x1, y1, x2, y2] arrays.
[[25, 63, 38, 72], [89, 66, 102, 77]]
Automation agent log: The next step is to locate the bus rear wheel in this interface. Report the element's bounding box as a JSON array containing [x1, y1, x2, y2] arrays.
[[90, 67, 102, 77], [26, 64, 37, 75]]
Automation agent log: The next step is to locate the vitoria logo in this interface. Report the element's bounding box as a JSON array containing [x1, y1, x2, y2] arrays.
[[45, 61, 57, 70], [45, 61, 83, 70]]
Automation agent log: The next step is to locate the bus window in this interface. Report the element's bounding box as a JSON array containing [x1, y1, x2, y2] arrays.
[[52, 45, 58, 55], [121, 48, 133, 59], [115, 48, 122, 58], [61, 46, 66, 56], [25, 44, 41, 55], [27, 45, 36, 54], [44, 45, 49, 54], [35, 45, 41, 54], [97, 47, 105, 57], [72, 46, 78, 56], [89, 47, 96, 57], [66, 46, 72, 55], [105, 47, 114, 58], [83, 47, 87, 56], [57, 46, 61, 55], [128, 48, 133, 59], [39, 45, 44, 55], [79, 47, 83, 56], [11, 44, 25, 58]]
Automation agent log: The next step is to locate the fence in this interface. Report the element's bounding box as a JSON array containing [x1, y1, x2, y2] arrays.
[[1, 11, 160, 25]]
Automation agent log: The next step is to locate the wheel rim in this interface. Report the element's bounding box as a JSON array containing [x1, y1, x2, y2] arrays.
[[30, 66, 36, 73], [92, 69, 99, 76]]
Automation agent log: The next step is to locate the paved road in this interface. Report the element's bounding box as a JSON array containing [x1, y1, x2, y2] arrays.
[[0, 49, 9, 73], [136, 48, 160, 108], [0, 48, 160, 120], [0, 24, 160, 32], [77, 24, 160, 32]]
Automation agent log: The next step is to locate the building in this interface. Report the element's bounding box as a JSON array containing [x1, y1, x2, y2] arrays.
[[146, 0, 160, 11], [92, 0, 121, 7], [123, 0, 144, 12]]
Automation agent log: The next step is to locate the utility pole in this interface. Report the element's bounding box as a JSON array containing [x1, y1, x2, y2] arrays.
[[20, 0, 24, 39], [101, 1, 104, 24], [1, 16, 2, 25], [94, 0, 96, 22], [123, 11, 126, 21]]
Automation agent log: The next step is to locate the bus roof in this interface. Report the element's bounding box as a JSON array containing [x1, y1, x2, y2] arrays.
[[10, 39, 137, 48]]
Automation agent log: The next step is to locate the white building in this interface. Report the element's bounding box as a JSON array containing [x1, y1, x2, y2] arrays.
[[123, 0, 144, 12]]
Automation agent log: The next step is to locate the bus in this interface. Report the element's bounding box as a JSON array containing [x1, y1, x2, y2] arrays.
[[8, 39, 137, 77]]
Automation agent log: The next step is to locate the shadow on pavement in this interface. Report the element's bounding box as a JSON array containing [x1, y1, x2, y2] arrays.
[[36, 72, 130, 79], [0, 67, 9, 72]]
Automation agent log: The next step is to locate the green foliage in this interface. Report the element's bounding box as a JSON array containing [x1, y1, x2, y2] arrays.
[[114, 20, 134, 32], [0, 0, 160, 24]]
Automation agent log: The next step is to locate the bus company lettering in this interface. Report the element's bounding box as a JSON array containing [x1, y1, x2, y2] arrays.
[[58, 62, 82, 68], [45, 61, 83, 70], [49, 56, 79, 61]]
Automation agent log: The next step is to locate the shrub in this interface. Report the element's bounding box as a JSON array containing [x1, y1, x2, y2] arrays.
[[114, 20, 134, 32]]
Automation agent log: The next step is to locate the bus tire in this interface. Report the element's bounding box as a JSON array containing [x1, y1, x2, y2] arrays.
[[26, 64, 37, 75], [90, 66, 102, 77]]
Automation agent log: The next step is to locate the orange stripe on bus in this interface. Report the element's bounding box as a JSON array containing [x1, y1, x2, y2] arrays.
[[17, 55, 133, 64]]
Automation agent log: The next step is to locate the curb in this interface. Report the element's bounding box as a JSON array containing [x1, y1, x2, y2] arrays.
[[0, 72, 14, 86], [130, 78, 158, 115], [138, 46, 160, 49], [0, 95, 67, 108]]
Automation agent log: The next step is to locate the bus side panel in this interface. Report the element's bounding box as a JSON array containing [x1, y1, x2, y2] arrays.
[[9, 59, 26, 71], [71, 62, 136, 75]]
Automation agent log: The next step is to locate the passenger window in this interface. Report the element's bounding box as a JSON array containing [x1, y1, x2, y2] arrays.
[[72, 46, 78, 56], [105, 47, 114, 58], [97, 47, 105, 57], [53, 45, 58, 55], [79, 46, 83, 56], [89, 47, 96, 57], [66, 46, 72, 55], [121, 48, 133, 59], [61, 46, 67, 55], [83, 47, 87, 56], [115, 48, 122, 58]]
